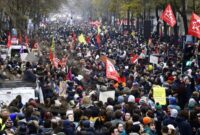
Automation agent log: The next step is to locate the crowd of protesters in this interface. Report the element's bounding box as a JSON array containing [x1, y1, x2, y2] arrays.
[[0, 22, 200, 135]]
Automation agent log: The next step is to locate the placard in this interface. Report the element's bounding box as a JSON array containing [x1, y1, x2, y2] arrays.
[[99, 91, 115, 103], [150, 55, 158, 64], [153, 86, 166, 105], [59, 81, 67, 97]]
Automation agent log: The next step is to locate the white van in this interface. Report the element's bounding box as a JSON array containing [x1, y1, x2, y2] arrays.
[[7, 45, 30, 58]]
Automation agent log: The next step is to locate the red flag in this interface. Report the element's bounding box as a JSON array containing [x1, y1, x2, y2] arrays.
[[106, 59, 120, 82], [73, 32, 77, 42], [188, 13, 200, 39], [131, 54, 139, 64], [19, 34, 22, 44], [25, 35, 29, 47], [161, 4, 176, 27], [7, 33, 11, 48], [49, 49, 54, 61], [96, 34, 101, 46]]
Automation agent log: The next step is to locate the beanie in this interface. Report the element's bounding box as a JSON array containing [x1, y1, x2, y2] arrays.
[[128, 95, 135, 103], [188, 98, 197, 109], [169, 97, 177, 105], [143, 117, 152, 125], [10, 113, 17, 122], [117, 96, 124, 103], [170, 109, 178, 118]]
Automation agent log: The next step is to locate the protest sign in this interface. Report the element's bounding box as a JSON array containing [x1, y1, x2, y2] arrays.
[[99, 91, 115, 103], [153, 86, 166, 105], [150, 55, 158, 65], [59, 81, 67, 97]]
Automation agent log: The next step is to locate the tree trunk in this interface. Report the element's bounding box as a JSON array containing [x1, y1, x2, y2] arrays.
[[171, 4, 179, 43], [182, 13, 188, 34], [127, 8, 130, 30], [131, 12, 134, 30], [136, 16, 139, 32], [155, 6, 160, 35], [181, 0, 188, 34], [173, 24, 179, 43], [164, 22, 168, 38]]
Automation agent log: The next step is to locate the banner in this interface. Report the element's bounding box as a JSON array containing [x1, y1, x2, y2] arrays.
[[150, 55, 159, 64], [131, 54, 139, 64], [59, 81, 67, 97], [161, 4, 176, 27], [99, 91, 115, 103], [188, 12, 200, 39], [153, 86, 166, 105]]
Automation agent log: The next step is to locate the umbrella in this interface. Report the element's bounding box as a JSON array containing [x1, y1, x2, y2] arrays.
[[25, 52, 39, 62]]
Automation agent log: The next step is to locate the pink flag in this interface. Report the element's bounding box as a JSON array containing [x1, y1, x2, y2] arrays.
[[67, 68, 72, 81]]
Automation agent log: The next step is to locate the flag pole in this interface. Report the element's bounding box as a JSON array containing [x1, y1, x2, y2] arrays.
[[181, 36, 186, 75]]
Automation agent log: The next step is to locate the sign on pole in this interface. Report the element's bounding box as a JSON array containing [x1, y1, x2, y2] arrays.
[[150, 55, 159, 65]]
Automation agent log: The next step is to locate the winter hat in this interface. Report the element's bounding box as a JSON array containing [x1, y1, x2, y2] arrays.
[[155, 104, 162, 110], [135, 98, 141, 104], [170, 109, 178, 118], [10, 113, 17, 122], [143, 117, 152, 125], [128, 95, 135, 103], [117, 96, 124, 103], [169, 97, 177, 105], [188, 98, 197, 109]]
